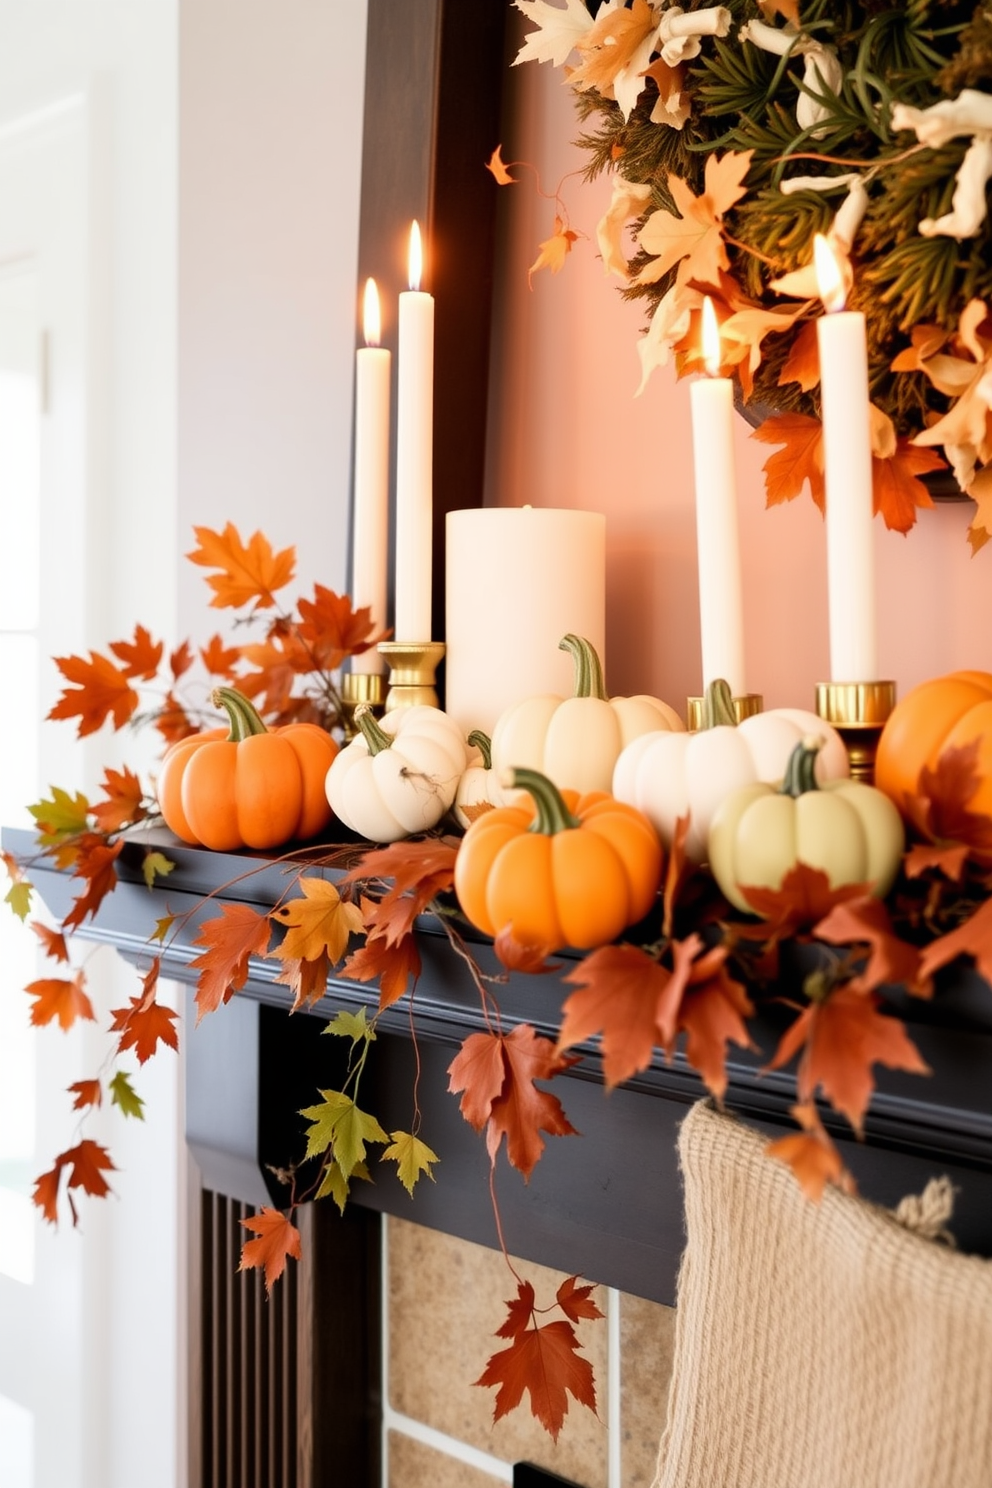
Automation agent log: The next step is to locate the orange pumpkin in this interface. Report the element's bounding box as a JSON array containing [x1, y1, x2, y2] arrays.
[[453, 766, 663, 952], [157, 686, 339, 850], [874, 669, 992, 832]]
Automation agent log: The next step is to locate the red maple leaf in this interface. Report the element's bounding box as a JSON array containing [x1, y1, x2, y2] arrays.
[[109, 986, 180, 1065], [448, 1024, 579, 1179], [90, 765, 146, 834], [108, 623, 164, 680], [272, 949, 331, 1012], [170, 639, 194, 680], [296, 584, 385, 668], [766, 986, 929, 1133], [64, 1139, 116, 1203], [475, 1280, 597, 1442], [189, 904, 273, 1020], [47, 651, 140, 736], [345, 838, 458, 943], [871, 440, 942, 533], [239, 1207, 302, 1291], [918, 896, 992, 988], [740, 862, 870, 938], [912, 740, 992, 860], [25, 972, 95, 1030], [556, 1275, 605, 1324], [341, 929, 422, 1011], [30, 921, 69, 963], [558, 942, 688, 1090], [68, 1079, 102, 1111], [32, 1165, 62, 1224], [677, 945, 755, 1100], [813, 896, 931, 997], [63, 835, 123, 930]]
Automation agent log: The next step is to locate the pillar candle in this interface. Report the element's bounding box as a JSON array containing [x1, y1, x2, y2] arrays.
[[814, 234, 878, 682], [352, 278, 390, 674], [688, 297, 746, 696], [445, 506, 606, 735], [395, 220, 434, 642]]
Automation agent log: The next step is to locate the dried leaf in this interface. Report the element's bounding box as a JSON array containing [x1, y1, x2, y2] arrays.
[[90, 766, 146, 834], [637, 151, 752, 289], [678, 947, 755, 1100], [486, 145, 516, 185], [476, 1283, 597, 1443], [777, 316, 820, 390], [63, 835, 123, 930], [813, 896, 931, 997], [556, 1275, 604, 1324], [558, 943, 687, 1090], [513, 0, 593, 67], [30, 920, 69, 962], [912, 740, 992, 860], [270, 878, 364, 966], [109, 988, 180, 1064], [766, 1103, 852, 1202], [189, 904, 273, 1020], [871, 440, 942, 534], [448, 1024, 579, 1179], [739, 862, 870, 936], [68, 1079, 102, 1111], [273, 949, 331, 1011], [341, 928, 421, 1012], [239, 1207, 302, 1291], [529, 216, 579, 285]]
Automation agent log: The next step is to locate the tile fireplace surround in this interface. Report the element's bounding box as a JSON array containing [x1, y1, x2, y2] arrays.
[[7, 823, 992, 1488]]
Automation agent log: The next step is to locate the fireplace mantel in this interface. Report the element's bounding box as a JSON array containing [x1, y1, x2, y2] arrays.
[[7, 822, 992, 1306]]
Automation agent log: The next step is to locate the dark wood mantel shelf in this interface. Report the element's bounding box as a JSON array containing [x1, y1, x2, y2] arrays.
[[5, 822, 992, 1305]]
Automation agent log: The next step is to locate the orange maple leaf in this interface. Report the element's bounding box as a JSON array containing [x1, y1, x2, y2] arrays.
[[170, 639, 194, 680], [68, 1078, 103, 1111], [272, 949, 331, 1011], [63, 835, 123, 931], [486, 144, 516, 186], [752, 412, 826, 512], [345, 839, 458, 946], [493, 926, 560, 975], [154, 691, 199, 746], [109, 991, 180, 1065], [919, 896, 992, 988], [904, 841, 972, 882], [341, 924, 422, 1011], [47, 651, 140, 737], [871, 440, 943, 534], [739, 862, 870, 938], [200, 634, 241, 677], [766, 986, 930, 1133], [910, 740, 992, 862], [568, 0, 656, 93], [637, 150, 752, 290], [270, 878, 363, 967], [190, 904, 273, 1020], [90, 765, 146, 834], [30, 920, 69, 963], [529, 216, 579, 286], [186, 522, 296, 610], [239, 1207, 302, 1291], [296, 584, 385, 667], [558, 942, 688, 1090], [766, 1102, 852, 1203], [25, 972, 95, 1030], [32, 1165, 63, 1224], [556, 1275, 605, 1324], [475, 1280, 597, 1442], [63, 1138, 116, 1199], [108, 623, 164, 680], [813, 896, 931, 997], [448, 1024, 579, 1179], [677, 945, 755, 1101], [777, 316, 820, 391]]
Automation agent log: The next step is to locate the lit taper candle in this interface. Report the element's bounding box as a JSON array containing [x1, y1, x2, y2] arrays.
[[689, 296, 746, 696], [352, 277, 390, 674], [395, 220, 434, 642], [814, 233, 878, 682]]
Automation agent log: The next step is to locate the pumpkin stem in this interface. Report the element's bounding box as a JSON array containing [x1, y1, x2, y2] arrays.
[[504, 766, 580, 835], [211, 686, 269, 742], [467, 730, 493, 770], [779, 736, 824, 797], [355, 703, 393, 757], [559, 633, 608, 701], [700, 678, 737, 730]]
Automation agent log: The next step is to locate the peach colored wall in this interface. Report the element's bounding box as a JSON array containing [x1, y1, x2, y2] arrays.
[[485, 52, 992, 714]]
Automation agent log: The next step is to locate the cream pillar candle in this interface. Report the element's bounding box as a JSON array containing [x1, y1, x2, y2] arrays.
[[445, 506, 606, 736], [814, 234, 878, 682], [352, 278, 390, 674], [689, 297, 746, 696], [395, 220, 434, 642]]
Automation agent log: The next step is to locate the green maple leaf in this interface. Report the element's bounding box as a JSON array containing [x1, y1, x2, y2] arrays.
[[109, 1069, 145, 1120], [5, 879, 32, 921], [383, 1130, 439, 1197], [299, 1089, 388, 1176], [323, 1007, 375, 1045], [142, 851, 175, 889], [316, 1158, 371, 1214], [28, 787, 91, 843]]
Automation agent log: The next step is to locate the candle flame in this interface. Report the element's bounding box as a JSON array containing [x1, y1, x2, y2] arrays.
[[814, 233, 846, 313], [701, 295, 722, 377], [408, 220, 423, 292], [363, 277, 381, 347]]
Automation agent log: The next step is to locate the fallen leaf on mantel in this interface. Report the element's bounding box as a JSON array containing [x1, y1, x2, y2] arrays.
[[475, 1279, 598, 1442], [239, 1207, 302, 1292]]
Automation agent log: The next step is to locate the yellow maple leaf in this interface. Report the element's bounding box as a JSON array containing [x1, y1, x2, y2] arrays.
[[270, 878, 364, 967], [486, 145, 515, 186], [529, 216, 579, 286], [637, 150, 752, 289]]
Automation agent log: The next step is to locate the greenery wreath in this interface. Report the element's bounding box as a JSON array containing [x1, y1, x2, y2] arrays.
[[511, 0, 992, 544]]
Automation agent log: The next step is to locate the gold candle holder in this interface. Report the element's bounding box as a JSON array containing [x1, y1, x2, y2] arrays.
[[815, 680, 896, 783], [378, 641, 446, 712], [686, 692, 764, 731], [340, 670, 386, 739]]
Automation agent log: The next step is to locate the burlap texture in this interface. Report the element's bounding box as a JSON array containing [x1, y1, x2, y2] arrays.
[[653, 1101, 992, 1488]]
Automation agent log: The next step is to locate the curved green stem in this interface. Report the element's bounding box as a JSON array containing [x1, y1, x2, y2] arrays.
[[211, 686, 269, 741], [701, 678, 738, 730], [467, 730, 493, 770], [507, 767, 580, 836], [779, 736, 824, 797], [355, 704, 393, 757], [559, 633, 608, 701]]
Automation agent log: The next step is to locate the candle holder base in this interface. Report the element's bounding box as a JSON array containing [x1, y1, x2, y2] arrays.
[[815, 680, 896, 783], [378, 641, 446, 711], [686, 692, 763, 730], [340, 670, 386, 740]]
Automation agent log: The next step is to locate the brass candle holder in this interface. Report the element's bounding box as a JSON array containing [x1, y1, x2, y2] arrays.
[[686, 692, 764, 730], [378, 641, 446, 711], [339, 670, 386, 739], [815, 680, 896, 783]]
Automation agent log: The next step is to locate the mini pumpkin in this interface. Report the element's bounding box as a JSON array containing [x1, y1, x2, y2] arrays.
[[875, 669, 992, 836], [452, 730, 522, 830], [157, 686, 339, 851], [325, 703, 468, 843]]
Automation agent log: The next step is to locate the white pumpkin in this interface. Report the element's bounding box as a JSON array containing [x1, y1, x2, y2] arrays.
[[325, 704, 468, 843], [490, 633, 684, 795], [612, 680, 849, 863], [452, 730, 522, 830]]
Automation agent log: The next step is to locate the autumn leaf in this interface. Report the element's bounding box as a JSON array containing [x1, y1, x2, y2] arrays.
[[200, 634, 241, 676], [273, 950, 331, 1011], [476, 1280, 597, 1442], [186, 523, 296, 610], [270, 878, 364, 966], [142, 849, 175, 889], [766, 986, 929, 1133], [341, 927, 421, 1012], [345, 839, 458, 945], [3, 852, 32, 921], [63, 835, 123, 930], [63, 1138, 116, 1199], [556, 1275, 605, 1325], [324, 1006, 375, 1045], [513, 0, 593, 67], [32, 1165, 63, 1224], [239, 1207, 302, 1291], [871, 440, 943, 534], [486, 145, 516, 185], [47, 650, 140, 737], [170, 639, 194, 680], [448, 1024, 579, 1179], [568, 0, 656, 97], [25, 972, 95, 1030], [637, 151, 752, 290], [382, 1130, 440, 1196], [28, 786, 91, 846], [752, 412, 825, 512], [90, 765, 146, 834], [918, 896, 992, 988], [677, 946, 755, 1101], [778, 316, 820, 390], [910, 739, 992, 861], [295, 584, 385, 668], [558, 943, 685, 1090], [190, 904, 272, 1020], [154, 692, 199, 746], [109, 1070, 145, 1120], [663, 813, 691, 938], [108, 624, 164, 680], [759, 0, 799, 22], [813, 896, 930, 997], [299, 1090, 389, 1175], [493, 925, 559, 974], [766, 1103, 852, 1202], [529, 216, 579, 285], [739, 862, 870, 937], [109, 988, 180, 1064], [68, 1078, 102, 1111]]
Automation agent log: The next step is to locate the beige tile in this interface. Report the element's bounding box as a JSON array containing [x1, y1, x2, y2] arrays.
[[387, 1430, 506, 1488], [387, 1215, 608, 1487], [619, 1292, 677, 1488]]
